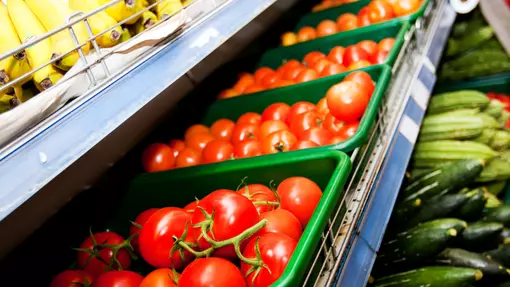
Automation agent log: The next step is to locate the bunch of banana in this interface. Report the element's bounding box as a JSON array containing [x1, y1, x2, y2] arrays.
[[132, 10, 158, 34], [150, 0, 183, 19], [69, 0, 123, 48], [96, 0, 146, 25], [119, 28, 133, 43], [7, 0, 63, 92]]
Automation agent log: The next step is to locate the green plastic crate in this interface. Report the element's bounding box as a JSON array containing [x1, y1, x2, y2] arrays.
[[204, 64, 391, 153], [296, 0, 429, 31], [113, 150, 352, 286], [258, 20, 410, 69]]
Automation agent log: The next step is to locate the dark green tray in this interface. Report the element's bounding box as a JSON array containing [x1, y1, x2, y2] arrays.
[[258, 20, 410, 69], [204, 64, 391, 153], [113, 150, 352, 287]]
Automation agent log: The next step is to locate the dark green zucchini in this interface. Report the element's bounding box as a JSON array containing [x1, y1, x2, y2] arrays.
[[462, 222, 504, 251], [411, 218, 468, 233], [371, 266, 483, 287], [483, 206, 510, 227], [435, 248, 510, 277], [405, 193, 471, 228], [456, 188, 488, 221], [390, 198, 422, 228], [499, 228, 510, 245], [484, 181, 507, 196], [485, 245, 510, 267]]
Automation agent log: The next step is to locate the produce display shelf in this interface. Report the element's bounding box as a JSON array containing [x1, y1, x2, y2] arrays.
[[0, 0, 278, 223]]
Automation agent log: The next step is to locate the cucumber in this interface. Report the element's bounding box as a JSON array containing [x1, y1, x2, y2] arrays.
[[390, 198, 422, 228], [499, 228, 510, 245], [443, 51, 510, 69], [502, 151, 510, 163], [483, 99, 505, 119], [419, 114, 484, 142], [406, 193, 471, 228], [428, 91, 490, 114], [473, 129, 497, 145], [491, 130, 510, 151], [456, 188, 488, 221], [439, 61, 510, 81], [412, 140, 497, 169], [484, 181, 507, 196], [461, 221, 504, 251], [499, 111, 510, 127], [371, 266, 483, 287], [476, 158, 510, 183], [485, 245, 510, 267], [483, 206, 510, 227], [410, 218, 468, 233], [478, 113, 502, 129], [402, 159, 484, 202], [446, 26, 494, 57], [486, 192, 503, 208], [435, 248, 510, 277]]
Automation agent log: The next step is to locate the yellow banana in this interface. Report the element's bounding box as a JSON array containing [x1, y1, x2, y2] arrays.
[[155, 0, 183, 20], [132, 10, 158, 34], [7, 0, 63, 91], [182, 0, 194, 5], [69, 0, 123, 48], [25, 0, 90, 71], [119, 28, 132, 43], [96, 0, 145, 25], [0, 94, 18, 114]]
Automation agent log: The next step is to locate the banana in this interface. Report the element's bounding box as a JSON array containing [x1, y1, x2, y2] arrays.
[[96, 0, 145, 25], [7, 0, 63, 91], [119, 28, 132, 43], [69, 0, 123, 48], [0, 94, 19, 114], [155, 0, 183, 20], [132, 10, 158, 34]]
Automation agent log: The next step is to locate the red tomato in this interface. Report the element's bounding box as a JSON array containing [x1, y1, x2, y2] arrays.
[[281, 59, 302, 71], [378, 37, 395, 53], [244, 83, 265, 94], [130, 208, 159, 252], [191, 190, 260, 259], [210, 119, 235, 141], [323, 113, 346, 136], [184, 124, 209, 141], [237, 112, 262, 126], [393, 0, 421, 16], [303, 51, 326, 68], [295, 68, 319, 83], [175, 147, 201, 168], [287, 101, 317, 125], [336, 13, 358, 31], [343, 46, 370, 67], [345, 71, 375, 96], [330, 135, 348, 144], [168, 139, 186, 158], [347, 60, 372, 71], [277, 177, 323, 226], [50, 270, 93, 287], [142, 143, 175, 173], [297, 26, 317, 43], [357, 7, 372, 27], [238, 183, 278, 214], [261, 102, 291, 123], [290, 140, 319, 150], [254, 67, 275, 84], [367, 0, 395, 23], [317, 20, 338, 37], [283, 66, 306, 81], [218, 89, 239, 99], [260, 72, 281, 88], [312, 59, 332, 74], [140, 268, 178, 287], [139, 207, 193, 269], [369, 49, 389, 64], [241, 233, 297, 287], [290, 111, 323, 136], [299, 127, 333, 146], [231, 123, 261, 145], [326, 81, 370, 122], [320, 62, 347, 77], [179, 258, 247, 287], [340, 121, 360, 138], [316, 97, 330, 115], [77, 232, 131, 277], [259, 209, 303, 241], [357, 40, 378, 58], [233, 74, 255, 94], [185, 133, 215, 152], [92, 271, 143, 287], [233, 139, 263, 159], [260, 120, 289, 138], [184, 200, 199, 214], [327, 46, 346, 65], [261, 130, 298, 154], [201, 140, 234, 164]]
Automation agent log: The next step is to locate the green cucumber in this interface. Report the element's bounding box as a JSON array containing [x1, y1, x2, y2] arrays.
[[485, 245, 510, 267], [446, 26, 494, 57], [439, 61, 510, 81], [490, 130, 510, 151], [406, 193, 471, 228], [484, 181, 507, 196], [483, 206, 510, 227], [443, 51, 510, 69], [410, 218, 468, 233], [419, 114, 484, 142], [502, 151, 510, 163], [473, 129, 497, 145], [499, 111, 510, 127], [428, 91, 490, 114], [435, 248, 510, 277], [478, 113, 502, 129], [371, 266, 483, 287], [461, 221, 504, 251], [486, 192, 503, 208], [390, 198, 422, 228], [476, 158, 510, 183], [483, 99, 505, 119], [456, 188, 488, 221]]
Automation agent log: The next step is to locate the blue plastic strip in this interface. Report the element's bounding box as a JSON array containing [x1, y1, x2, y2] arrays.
[[426, 4, 456, 67]]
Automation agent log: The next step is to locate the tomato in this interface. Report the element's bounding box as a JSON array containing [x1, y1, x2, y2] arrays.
[[191, 190, 260, 259], [287, 101, 317, 125], [277, 177, 323, 226], [210, 119, 235, 142], [237, 112, 262, 126], [295, 68, 319, 83], [316, 97, 330, 115], [340, 121, 359, 138], [261, 130, 297, 154], [231, 123, 261, 145], [281, 31, 298, 47], [179, 258, 247, 287], [312, 59, 332, 74], [393, 0, 421, 16], [327, 46, 345, 64], [297, 26, 317, 42], [347, 60, 372, 71], [357, 40, 378, 58], [271, 81, 295, 89], [130, 208, 159, 252], [260, 120, 289, 138], [142, 143, 175, 172], [369, 49, 389, 64], [254, 67, 275, 84], [260, 72, 281, 88], [201, 140, 234, 164], [290, 140, 319, 150], [345, 71, 375, 96], [244, 83, 265, 94], [77, 232, 131, 277], [342, 45, 370, 67], [378, 37, 395, 53], [326, 81, 370, 122], [259, 209, 303, 241], [50, 270, 93, 287], [323, 113, 345, 136], [316, 19, 338, 37], [283, 66, 306, 81], [357, 7, 372, 27], [233, 139, 263, 159], [281, 59, 302, 71], [168, 139, 186, 158], [217, 89, 239, 99], [261, 102, 291, 122], [290, 111, 323, 136], [185, 133, 215, 152], [367, 0, 395, 23], [336, 13, 358, 31], [92, 271, 143, 287], [184, 200, 199, 214], [140, 268, 178, 287], [299, 127, 333, 146], [240, 233, 297, 287], [139, 207, 194, 269], [320, 62, 347, 77], [303, 51, 326, 68], [238, 183, 278, 214], [184, 124, 209, 141], [175, 147, 201, 168], [330, 135, 348, 144], [233, 74, 255, 94]]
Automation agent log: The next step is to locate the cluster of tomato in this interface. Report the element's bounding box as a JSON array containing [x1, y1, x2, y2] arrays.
[[50, 176, 322, 287], [282, 0, 422, 46], [487, 92, 510, 128], [141, 71, 375, 173], [219, 38, 392, 100], [312, 0, 358, 12]]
